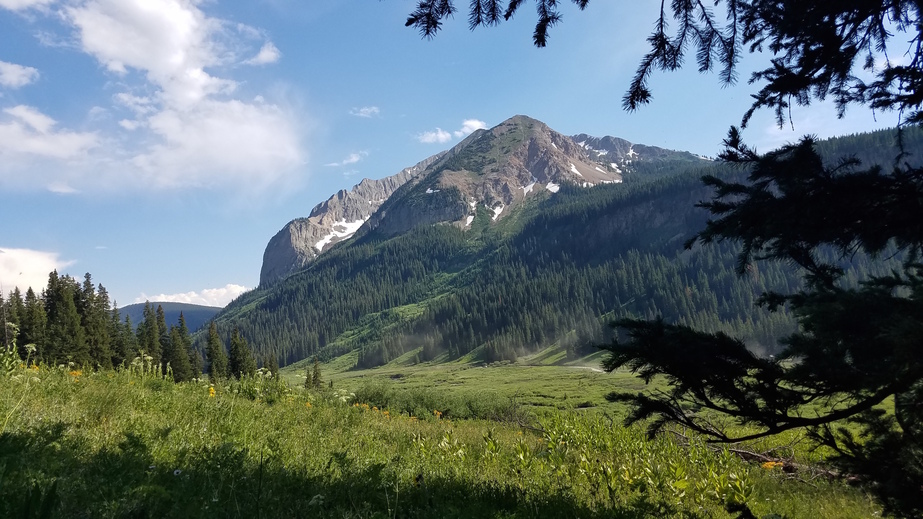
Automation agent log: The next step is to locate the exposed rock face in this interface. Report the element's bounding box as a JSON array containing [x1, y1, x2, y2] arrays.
[[366, 115, 623, 236], [258, 152, 444, 286], [259, 115, 705, 285]]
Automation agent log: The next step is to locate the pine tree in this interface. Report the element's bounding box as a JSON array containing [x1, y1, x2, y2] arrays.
[[164, 324, 193, 382], [206, 321, 228, 380], [156, 305, 170, 375], [311, 356, 322, 390], [44, 272, 88, 366], [136, 302, 160, 364], [229, 328, 256, 379], [264, 354, 279, 378], [21, 288, 46, 363], [303, 363, 313, 390]]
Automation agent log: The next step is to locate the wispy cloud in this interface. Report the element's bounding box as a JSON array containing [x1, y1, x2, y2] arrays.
[[0, 247, 75, 295], [244, 41, 281, 65], [0, 60, 39, 88], [134, 283, 249, 307], [454, 119, 487, 138], [0, 0, 54, 11], [0, 105, 99, 160], [325, 151, 367, 167], [417, 119, 487, 144], [417, 127, 452, 144], [349, 106, 379, 118]]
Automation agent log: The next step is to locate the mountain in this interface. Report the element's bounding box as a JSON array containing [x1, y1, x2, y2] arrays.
[[204, 119, 921, 370], [121, 302, 221, 333], [259, 153, 446, 286], [259, 115, 701, 285]]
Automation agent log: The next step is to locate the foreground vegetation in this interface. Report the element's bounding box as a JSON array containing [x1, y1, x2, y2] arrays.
[[1, 360, 883, 518]]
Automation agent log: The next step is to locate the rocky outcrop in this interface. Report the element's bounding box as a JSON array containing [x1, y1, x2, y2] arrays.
[[366, 115, 623, 235], [258, 152, 444, 286]]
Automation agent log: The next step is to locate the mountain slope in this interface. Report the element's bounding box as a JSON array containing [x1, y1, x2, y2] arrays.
[[205, 121, 922, 370], [259, 152, 446, 286], [260, 115, 701, 285]]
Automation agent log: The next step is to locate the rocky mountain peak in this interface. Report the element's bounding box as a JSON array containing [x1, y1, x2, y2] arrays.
[[258, 152, 444, 286], [260, 115, 704, 285]]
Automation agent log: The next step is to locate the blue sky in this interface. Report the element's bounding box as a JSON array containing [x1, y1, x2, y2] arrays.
[[0, 0, 902, 308]]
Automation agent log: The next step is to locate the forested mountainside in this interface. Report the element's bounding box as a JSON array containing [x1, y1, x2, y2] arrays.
[[199, 125, 923, 369]]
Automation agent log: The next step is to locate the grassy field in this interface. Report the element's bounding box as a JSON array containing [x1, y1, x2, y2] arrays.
[[0, 360, 885, 518]]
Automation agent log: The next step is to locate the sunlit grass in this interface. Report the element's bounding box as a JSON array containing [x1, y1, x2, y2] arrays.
[[1, 364, 884, 518]]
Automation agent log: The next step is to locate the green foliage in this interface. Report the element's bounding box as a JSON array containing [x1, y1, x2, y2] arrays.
[[606, 131, 923, 517], [228, 328, 256, 379], [205, 321, 228, 381], [310, 355, 322, 390], [0, 364, 882, 518]]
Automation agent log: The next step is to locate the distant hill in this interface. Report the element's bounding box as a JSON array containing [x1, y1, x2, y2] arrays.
[[120, 302, 221, 333]]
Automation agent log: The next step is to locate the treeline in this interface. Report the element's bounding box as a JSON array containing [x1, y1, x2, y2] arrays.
[[1, 271, 267, 382]]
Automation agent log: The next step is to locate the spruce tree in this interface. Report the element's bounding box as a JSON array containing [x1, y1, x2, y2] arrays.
[[303, 363, 313, 390], [136, 302, 160, 364], [228, 328, 256, 379], [164, 325, 192, 382], [311, 356, 322, 390], [21, 288, 46, 363], [44, 272, 88, 366], [206, 321, 229, 380], [156, 305, 170, 375]]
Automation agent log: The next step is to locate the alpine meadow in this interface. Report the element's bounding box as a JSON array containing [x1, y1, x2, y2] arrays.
[[2, 1, 923, 518]]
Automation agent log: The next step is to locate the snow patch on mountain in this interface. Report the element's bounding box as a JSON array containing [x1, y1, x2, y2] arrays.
[[490, 204, 504, 221], [547, 182, 560, 193], [315, 218, 368, 252]]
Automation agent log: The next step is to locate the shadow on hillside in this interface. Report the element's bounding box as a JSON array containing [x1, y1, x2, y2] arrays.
[[0, 425, 697, 519]]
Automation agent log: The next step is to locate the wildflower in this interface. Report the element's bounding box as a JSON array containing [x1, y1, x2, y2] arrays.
[[761, 461, 784, 470], [305, 402, 312, 408], [69, 370, 82, 377], [209, 386, 216, 398], [433, 409, 442, 418], [372, 406, 379, 412]]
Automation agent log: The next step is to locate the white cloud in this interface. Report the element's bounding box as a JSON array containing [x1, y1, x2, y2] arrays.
[[417, 119, 488, 144], [325, 151, 367, 167], [454, 119, 487, 137], [47, 181, 78, 194], [0, 247, 75, 295], [0, 0, 307, 195], [131, 99, 302, 190], [349, 106, 380, 118], [134, 283, 249, 307], [417, 127, 452, 144], [0, 0, 53, 10], [0, 61, 39, 88], [244, 41, 281, 65], [0, 105, 98, 159]]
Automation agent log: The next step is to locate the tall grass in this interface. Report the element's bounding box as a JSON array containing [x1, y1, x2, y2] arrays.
[[0, 363, 883, 518]]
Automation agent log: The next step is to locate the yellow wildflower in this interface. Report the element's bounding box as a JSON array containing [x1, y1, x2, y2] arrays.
[[209, 386, 216, 398], [433, 409, 442, 418], [761, 461, 784, 470], [305, 402, 312, 408], [69, 370, 82, 377]]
